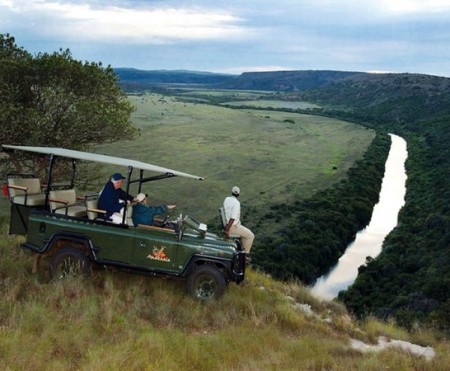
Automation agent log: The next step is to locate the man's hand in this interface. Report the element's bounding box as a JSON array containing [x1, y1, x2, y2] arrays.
[[224, 218, 234, 236]]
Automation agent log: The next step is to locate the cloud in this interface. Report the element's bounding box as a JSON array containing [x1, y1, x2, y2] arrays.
[[380, 0, 450, 14], [0, 0, 249, 44], [1, 0, 450, 76]]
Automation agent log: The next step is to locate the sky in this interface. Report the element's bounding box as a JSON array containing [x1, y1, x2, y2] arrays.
[[1, 0, 450, 77]]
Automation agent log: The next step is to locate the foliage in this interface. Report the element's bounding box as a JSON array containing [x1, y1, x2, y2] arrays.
[[0, 34, 137, 178]]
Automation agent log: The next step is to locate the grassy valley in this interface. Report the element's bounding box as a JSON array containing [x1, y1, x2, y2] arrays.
[[91, 93, 374, 224]]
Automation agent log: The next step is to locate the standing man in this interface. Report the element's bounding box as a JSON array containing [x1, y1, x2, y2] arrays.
[[98, 172, 134, 224], [223, 186, 255, 260]]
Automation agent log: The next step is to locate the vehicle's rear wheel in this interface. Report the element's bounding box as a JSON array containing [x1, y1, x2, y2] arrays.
[[50, 247, 91, 279], [187, 265, 226, 300]]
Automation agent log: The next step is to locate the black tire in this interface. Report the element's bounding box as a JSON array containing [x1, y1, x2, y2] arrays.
[[49, 247, 92, 280], [187, 265, 226, 300]]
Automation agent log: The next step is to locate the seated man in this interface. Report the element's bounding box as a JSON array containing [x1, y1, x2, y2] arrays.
[[98, 173, 135, 224], [132, 193, 176, 226], [223, 186, 255, 261]]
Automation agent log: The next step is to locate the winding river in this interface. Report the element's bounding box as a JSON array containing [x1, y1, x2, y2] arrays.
[[310, 134, 408, 300]]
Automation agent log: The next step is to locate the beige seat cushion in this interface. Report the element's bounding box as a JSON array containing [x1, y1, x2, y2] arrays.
[[8, 178, 46, 206], [86, 198, 101, 220], [49, 189, 87, 218]]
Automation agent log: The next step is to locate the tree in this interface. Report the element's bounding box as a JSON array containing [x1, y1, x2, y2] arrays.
[[0, 34, 138, 177]]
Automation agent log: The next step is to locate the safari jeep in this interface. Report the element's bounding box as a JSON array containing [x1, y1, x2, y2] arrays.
[[2, 145, 245, 300]]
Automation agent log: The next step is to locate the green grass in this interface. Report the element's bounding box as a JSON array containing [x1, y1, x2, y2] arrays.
[[222, 99, 320, 109], [0, 221, 448, 370], [1, 92, 373, 225], [90, 92, 374, 226]]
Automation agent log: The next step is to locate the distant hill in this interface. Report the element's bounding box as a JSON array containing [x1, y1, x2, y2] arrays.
[[298, 72, 450, 124], [218, 70, 363, 91], [114, 68, 235, 90], [114, 68, 368, 92]]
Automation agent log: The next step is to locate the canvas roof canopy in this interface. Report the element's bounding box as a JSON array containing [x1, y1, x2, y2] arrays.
[[2, 145, 204, 181]]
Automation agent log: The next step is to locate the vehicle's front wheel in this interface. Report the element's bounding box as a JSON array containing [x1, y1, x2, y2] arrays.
[[187, 265, 226, 300], [50, 247, 92, 279]]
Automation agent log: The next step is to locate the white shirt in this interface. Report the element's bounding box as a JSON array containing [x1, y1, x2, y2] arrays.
[[224, 195, 240, 226]]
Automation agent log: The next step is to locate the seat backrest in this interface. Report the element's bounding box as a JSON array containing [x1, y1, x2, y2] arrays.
[[86, 197, 99, 220], [49, 189, 77, 211], [126, 204, 133, 226], [8, 178, 42, 197], [85, 198, 133, 225], [219, 207, 227, 228]]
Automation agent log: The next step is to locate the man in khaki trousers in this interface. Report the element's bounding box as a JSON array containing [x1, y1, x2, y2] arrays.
[[223, 186, 255, 261]]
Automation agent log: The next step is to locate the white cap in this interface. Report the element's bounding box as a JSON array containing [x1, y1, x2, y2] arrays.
[[136, 193, 147, 202], [232, 186, 240, 195]]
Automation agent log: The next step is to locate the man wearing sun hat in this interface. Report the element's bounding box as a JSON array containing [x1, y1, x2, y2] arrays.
[[223, 186, 255, 260], [132, 192, 176, 226], [98, 172, 135, 224]]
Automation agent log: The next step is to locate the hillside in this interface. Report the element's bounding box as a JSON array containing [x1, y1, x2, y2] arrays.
[[300, 72, 450, 125], [219, 70, 363, 91], [0, 221, 448, 369]]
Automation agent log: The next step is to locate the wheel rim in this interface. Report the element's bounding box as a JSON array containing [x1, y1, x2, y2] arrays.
[[194, 275, 216, 299]]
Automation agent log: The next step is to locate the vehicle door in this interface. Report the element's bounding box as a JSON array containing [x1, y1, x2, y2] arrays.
[[132, 226, 181, 274], [90, 224, 134, 265]]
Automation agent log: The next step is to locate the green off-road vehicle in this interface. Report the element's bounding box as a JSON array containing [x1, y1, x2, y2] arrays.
[[2, 145, 245, 300]]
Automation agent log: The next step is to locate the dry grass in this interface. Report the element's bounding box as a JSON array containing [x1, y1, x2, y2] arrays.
[[1, 222, 449, 370]]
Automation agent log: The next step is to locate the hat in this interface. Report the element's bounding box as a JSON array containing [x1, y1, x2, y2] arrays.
[[136, 193, 148, 202], [111, 173, 125, 181], [232, 186, 240, 195]]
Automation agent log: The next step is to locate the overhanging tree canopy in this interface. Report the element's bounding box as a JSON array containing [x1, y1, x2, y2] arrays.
[[0, 33, 138, 176]]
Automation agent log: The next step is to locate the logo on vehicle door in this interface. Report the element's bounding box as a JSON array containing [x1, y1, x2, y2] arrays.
[[147, 246, 171, 262]]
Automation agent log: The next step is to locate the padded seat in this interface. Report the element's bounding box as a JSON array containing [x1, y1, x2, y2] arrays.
[[49, 189, 87, 218], [7, 177, 46, 206], [86, 197, 106, 220], [86, 197, 134, 225]]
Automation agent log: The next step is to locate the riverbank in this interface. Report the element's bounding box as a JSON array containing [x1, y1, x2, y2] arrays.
[[311, 134, 408, 299]]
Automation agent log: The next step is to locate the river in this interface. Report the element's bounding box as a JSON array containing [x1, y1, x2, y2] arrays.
[[310, 134, 408, 300]]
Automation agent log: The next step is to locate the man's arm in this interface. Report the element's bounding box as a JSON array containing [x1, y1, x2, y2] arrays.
[[117, 188, 134, 202], [224, 218, 234, 235]]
